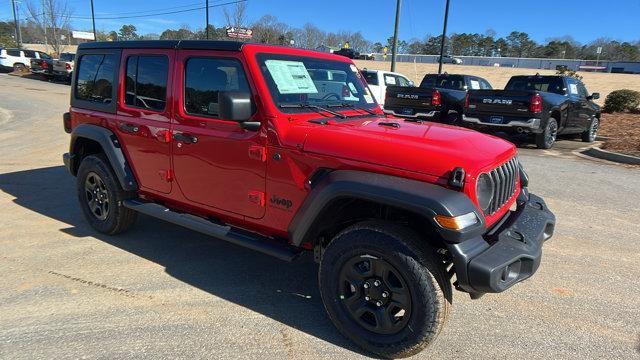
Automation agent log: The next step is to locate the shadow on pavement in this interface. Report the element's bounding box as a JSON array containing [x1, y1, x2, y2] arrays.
[[0, 165, 367, 356]]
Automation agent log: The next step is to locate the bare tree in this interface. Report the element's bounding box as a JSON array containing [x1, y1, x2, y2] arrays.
[[223, 2, 247, 29], [26, 0, 71, 55]]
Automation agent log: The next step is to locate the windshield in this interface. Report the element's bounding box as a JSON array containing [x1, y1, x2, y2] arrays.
[[506, 77, 565, 95], [256, 54, 377, 113]]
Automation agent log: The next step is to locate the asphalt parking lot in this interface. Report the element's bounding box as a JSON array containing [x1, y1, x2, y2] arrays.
[[1, 73, 639, 359]]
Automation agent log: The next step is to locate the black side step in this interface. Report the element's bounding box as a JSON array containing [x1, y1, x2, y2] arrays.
[[122, 200, 301, 262]]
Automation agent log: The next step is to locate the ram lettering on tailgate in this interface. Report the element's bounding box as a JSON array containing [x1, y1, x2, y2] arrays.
[[397, 93, 419, 99], [483, 98, 513, 105]]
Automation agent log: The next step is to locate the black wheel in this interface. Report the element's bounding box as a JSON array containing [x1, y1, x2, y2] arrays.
[[444, 110, 461, 124], [319, 221, 451, 358], [13, 63, 26, 72], [77, 154, 137, 234], [535, 118, 558, 149], [581, 117, 599, 143]]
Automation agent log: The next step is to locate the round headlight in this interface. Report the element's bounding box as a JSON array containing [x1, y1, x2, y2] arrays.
[[476, 173, 494, 212]]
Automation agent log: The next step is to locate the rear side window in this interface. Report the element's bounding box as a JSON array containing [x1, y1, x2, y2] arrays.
[[7, 49, 20, 57], [184, 57, 250, 117], [125, 55, 169, 111], [60, 53, 75, 61], [361, 71, 379, 85], [75, 54, 117, 104], [23, 50, 36, 58]]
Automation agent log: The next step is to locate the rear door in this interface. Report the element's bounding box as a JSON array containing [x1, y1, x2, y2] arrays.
[[115, 48, 174, 194], [171, 50, 267, 219]]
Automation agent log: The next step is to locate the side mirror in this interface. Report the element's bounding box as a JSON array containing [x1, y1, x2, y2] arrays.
[[408, 81, 415, 87], [218, 91, 259, 130], [589, 92, 600, 100]]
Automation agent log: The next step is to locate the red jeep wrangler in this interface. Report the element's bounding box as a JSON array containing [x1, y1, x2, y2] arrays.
[[63, 40, 555, 358]]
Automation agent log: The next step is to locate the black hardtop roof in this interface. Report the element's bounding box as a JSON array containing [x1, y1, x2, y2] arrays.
[[78, 40, 244, 51]]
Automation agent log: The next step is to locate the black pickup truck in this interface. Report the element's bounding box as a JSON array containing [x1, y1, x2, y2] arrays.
[[463, 75, 601, 149], [384, 73, 492, 122]]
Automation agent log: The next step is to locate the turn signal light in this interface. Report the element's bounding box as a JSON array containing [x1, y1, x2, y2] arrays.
[[435, 212, 479, 231]]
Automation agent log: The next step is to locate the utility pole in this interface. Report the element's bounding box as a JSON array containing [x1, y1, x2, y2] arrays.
[[205, 0, 210, 39], [438, 0, 451, 74], [11, 0, 22, 47], [42, 0, 48, 52], [90, 0, 96, 41], [390, 0, 401, 72]]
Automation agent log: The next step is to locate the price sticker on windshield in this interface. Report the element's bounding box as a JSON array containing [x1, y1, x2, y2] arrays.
[[265, 60, 318, 94]]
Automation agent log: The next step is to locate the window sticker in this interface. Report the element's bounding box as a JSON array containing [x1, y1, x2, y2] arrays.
[[265, 60, 318, 94], [469, 79, 480, 90], [350, 64, 358, 73], [569, 83, 578, 95], [364, 94, 375, 103], [384, 75, 397, 85], [348, 82, 358, 94]]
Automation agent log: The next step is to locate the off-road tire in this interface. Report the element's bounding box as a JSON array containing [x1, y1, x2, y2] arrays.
[[319, 221, 451, 358], [76, 154, 137, 234], [581, 117, 599, 143], [535, 117, 558, 149]]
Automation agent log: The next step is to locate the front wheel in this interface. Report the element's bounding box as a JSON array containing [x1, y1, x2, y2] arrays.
[[581, 117, 599, 143], [535, 118, 558, 149], [319, 222, 451, 358]]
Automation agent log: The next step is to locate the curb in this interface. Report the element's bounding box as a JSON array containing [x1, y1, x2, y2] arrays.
[[581, 146, 640, 165]]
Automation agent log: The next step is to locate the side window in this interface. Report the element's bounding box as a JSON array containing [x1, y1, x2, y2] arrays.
[[75, 54, 117, 104], [396, 76, 411, 87], [124, 55, 169, 111], [7, 49, 20, 57], [577, 82, 589, 99], [23, 50, 36, 58], [479, 79, 492, 89], [184, 57, 250, 118]]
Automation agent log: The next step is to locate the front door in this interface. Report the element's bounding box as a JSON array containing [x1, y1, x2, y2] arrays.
[[171, 50, 267, 219], [116, 49, 174, 194]]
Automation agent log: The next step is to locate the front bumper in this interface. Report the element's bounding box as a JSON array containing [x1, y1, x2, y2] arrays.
[[447, 189, 555, 294]]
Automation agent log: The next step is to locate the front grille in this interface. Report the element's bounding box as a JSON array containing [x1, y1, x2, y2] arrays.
[[486, 157, 519, 215]]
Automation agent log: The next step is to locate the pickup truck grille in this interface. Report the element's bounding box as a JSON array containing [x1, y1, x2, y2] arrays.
[[487, 157, 519, 215]]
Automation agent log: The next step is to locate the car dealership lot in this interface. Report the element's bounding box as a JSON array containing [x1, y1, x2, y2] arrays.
[[1, 73, 639, 359]]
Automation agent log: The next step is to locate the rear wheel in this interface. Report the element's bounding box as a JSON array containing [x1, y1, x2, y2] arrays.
[[535, 118, 558, 149], [581, 117, 599, 143], [13, 63, 26, 72], [319, 221, 451, 358], [77, 154, 137, 234]]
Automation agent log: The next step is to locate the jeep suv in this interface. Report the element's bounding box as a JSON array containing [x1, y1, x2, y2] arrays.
[[63, 40, 555, 358]]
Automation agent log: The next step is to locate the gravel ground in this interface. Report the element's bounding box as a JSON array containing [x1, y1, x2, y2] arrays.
[[599, 112, 640, 157], [1, 73, 639, 359]]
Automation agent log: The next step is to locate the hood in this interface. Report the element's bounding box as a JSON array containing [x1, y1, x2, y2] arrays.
[[300, 116, 516, 178]]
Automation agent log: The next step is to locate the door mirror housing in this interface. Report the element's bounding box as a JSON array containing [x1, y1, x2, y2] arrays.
[[588, 92, 600, 100], [218, 91, 259, 130]]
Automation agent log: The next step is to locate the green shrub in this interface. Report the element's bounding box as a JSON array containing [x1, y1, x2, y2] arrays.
[[603, 89, 640, 113]]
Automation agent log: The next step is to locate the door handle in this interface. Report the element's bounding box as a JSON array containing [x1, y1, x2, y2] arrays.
[[119, 123, 139, 133], [173, 133, 198, 144]]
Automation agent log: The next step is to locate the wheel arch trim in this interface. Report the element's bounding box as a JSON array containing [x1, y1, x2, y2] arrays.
[[69, 124, 138, 191]]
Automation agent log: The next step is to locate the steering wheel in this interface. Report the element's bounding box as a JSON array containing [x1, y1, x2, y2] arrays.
[[322, 93, 341, 100]]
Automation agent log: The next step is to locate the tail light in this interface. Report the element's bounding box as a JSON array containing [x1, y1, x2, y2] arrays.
[[65, 63, 71, 70], [464, 93, 470, 110], [530, 94, 542, 113], [342, 85, 351, 98], [431, 90, 442, 106], [42, 61, 49, 69]]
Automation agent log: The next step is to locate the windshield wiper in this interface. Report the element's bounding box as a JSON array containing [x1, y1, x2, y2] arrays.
[[279, 103, 346, 119], [327, 102, 379, 116]]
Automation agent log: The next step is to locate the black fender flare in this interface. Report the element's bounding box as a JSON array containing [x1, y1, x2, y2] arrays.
[[69, 124, 138, 191], [288, 170, 485, 246]]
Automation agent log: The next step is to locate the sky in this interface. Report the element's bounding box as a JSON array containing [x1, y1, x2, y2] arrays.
[[2, 0, 640, 44]]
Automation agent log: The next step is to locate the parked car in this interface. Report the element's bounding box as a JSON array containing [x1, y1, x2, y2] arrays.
[[53, 52, 75, 81], [333, 48, 360, 59], [62, 40, 555, 358], [384, 73, 492, 122], [463, 74, 601, 149], [30, 52, 55, 78], [0, 48, 48, 72], [438, 54, 463, 64], [360, 68, 414, 105]]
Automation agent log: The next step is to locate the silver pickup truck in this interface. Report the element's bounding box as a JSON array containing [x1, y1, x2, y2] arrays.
[[52, 53, 75, 81]]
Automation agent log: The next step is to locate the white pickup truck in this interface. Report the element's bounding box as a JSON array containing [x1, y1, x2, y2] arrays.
[[361, 69, 414, 106], [53, 52, 75, 80], [0, 48, 47, 72]]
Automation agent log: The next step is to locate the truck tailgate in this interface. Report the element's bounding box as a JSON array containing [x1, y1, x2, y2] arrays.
[[467, 89, 534, 115], [384, 86, 439, 116]]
